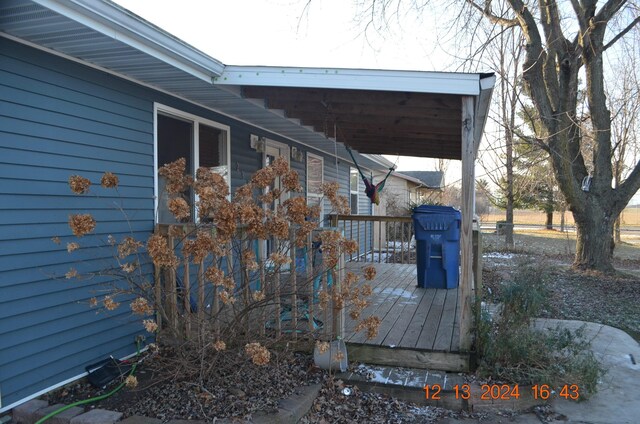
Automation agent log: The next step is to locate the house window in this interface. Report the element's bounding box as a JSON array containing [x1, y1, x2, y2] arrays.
[[307, 153, 324, 209], [350, 167, 359, 215], [155, 104, 230, 223]]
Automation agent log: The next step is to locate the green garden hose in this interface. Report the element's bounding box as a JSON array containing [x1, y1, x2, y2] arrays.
[[35, 343, 141, 424]]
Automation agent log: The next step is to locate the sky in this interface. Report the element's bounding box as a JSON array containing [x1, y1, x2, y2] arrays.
[[114, 0, 457, 180], [114, 0, 639, 203]]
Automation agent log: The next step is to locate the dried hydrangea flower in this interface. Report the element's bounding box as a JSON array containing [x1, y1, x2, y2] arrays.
[[282, 170, 302, 192], [118, 236, 143, 259], [147, 234, 178, 268], [143, 319, 158, 333], [242, 249, 259, 271], [318, 290, 330, 311], [219, 290, 236, 305], [103, 295, 120, 311], [271, 156, 289, 176], [158, 158, 193, 194], [252, 290, 265, 302], [66, 242, 80, 253], [121, 262, 136, 273], [250, 167, 276, 189], [130, 297, 152, 315], [68, 214, 96, 237], [341, 239, 358, 255], [355, 316, 381, 340], [89, 297, 98, 307], [213, 340, 226, 352], [205, 266, 224, 286], [265, 215, 289, 239], [65, 268, 78, 279], [245, 342, 271, 366], [168, 197, 190, 220], [100, 172, 119, 188], [69, 175, 91, 194], [269, 252, 291, 267], [363, 266, 377, 281], [51, 236, 61, 245], [316, 341, 330, 354], [125, 375, 138, 389]]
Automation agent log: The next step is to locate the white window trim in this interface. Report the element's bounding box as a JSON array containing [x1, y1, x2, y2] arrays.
[[350, 167, 359, 215], [153, 103, 231, 223], [306, 152, 324, 203]]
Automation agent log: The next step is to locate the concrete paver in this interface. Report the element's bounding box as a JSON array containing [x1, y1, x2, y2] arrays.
[[12, 399, 48, 424], [69, 409, 122, 424], [34, 404, 83, 424], [536, 319, 640, 424]]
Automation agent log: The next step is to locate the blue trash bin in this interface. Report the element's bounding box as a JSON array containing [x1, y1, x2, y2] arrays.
[[412, 205, 461, 289]]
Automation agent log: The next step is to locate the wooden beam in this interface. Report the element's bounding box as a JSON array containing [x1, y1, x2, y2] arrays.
[[300, 117, 460, 135], [459, 96, 475, 352], [298, 115, 461, 131], [266, 99, 461, 119], [242, 86, 462, 108]]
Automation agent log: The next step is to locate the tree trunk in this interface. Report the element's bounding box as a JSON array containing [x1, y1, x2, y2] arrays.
[[614, 216, 621, 243], [573, 203, 616, 272], [560, 209, 566, 232], [545, 211, 553, 230]]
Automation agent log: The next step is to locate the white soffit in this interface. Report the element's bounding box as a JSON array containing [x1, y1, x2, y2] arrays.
[[31, 0, 225, 81]]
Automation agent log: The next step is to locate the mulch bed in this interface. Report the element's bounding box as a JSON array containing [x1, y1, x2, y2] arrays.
[[46, 347, 324, 422]]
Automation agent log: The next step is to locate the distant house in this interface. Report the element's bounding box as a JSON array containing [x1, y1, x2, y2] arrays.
[[0, 0, 493, 411], [401, 171, 445, 204]]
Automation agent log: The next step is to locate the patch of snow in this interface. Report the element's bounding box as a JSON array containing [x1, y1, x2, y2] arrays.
[[483, 252, 515, 259]]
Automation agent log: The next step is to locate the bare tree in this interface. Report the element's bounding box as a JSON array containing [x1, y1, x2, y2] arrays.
[[608, 49, 640, 242], [353, 0, 640, 271]]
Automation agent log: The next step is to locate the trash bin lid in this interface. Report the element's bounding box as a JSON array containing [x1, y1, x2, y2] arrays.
[[413, 205, 461, 217]]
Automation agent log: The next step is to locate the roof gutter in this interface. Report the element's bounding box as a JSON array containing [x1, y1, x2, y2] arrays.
[[32, 0, 225, 81]]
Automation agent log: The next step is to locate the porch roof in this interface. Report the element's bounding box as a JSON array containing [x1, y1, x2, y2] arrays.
[[216, 67, 495, 160], [1, 0, 495, 165]]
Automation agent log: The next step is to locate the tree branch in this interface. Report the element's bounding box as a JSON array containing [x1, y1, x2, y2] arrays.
[[465, 0, 519, 27], [604, 15, 640, 51]]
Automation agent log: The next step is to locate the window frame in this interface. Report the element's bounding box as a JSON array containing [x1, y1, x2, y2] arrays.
[[350, 167, 359, 215], [306, 152, 324, 208], [153, 103, 231, 223]]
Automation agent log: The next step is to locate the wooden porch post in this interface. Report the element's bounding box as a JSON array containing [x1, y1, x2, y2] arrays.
[[459, 96, 475, 351]]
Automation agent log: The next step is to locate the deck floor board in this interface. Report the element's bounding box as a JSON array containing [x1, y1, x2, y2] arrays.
[[343, 262, 461, 354]]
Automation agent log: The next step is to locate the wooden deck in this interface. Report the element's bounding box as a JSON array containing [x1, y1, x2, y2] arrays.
[[343, 262, 470, 372]]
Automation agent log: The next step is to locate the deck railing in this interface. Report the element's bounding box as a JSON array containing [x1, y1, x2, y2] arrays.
[[153, 223, 346, 340], [329, 214, 415, 264]]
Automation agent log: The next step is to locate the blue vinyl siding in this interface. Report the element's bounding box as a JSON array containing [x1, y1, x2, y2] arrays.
[[0, 37, 377, 409], [0, 37, 156, 408]]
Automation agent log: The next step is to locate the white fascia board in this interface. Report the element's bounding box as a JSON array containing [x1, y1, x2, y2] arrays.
[[474, 74, 496, 151], [33, 0, 225, 81], [216, 65, 482, 96]]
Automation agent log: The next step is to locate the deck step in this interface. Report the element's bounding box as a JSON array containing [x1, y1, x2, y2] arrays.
[[337, 364, 469, 410], [346, 342, 471, 372]]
